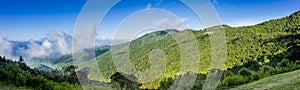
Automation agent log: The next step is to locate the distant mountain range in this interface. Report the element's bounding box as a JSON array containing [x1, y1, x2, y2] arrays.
[[31, 64, 54, 71], [29, 45, 111, 69], [0, 30, 120, 65]]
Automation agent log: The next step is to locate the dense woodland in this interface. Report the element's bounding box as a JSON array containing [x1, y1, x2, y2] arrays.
[[1, 11, 300, 89], [0, 56, 143, 90], [0, 56, 84, 89], [93, 10, 300, 89]]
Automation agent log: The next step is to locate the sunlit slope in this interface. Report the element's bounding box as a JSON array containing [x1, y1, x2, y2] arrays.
[[90, 11, 299, 89]]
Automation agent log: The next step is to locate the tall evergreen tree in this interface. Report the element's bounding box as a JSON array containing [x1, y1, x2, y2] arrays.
[[19, 56, 24, 62], [0, 56, 3, 62]]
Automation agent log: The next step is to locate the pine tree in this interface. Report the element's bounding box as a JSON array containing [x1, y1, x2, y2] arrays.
[[19, 56, 24, 62], [0, 56, 3, 62]]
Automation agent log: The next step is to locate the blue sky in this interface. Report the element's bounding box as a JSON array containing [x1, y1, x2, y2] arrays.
[[0, 0, 300, 41]]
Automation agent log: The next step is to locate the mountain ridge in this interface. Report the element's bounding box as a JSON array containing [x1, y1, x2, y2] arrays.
[[32, 10, 300, 89], [91, 10, 300, 88]]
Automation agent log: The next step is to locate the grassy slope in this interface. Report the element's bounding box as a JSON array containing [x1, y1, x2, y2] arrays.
[[232, 69, 300, 90], [0, 82, 30, 90], [0, 86, 29, 90]]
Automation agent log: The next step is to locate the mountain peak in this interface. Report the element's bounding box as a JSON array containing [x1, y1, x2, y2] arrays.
[[286, 10, 300, 30]]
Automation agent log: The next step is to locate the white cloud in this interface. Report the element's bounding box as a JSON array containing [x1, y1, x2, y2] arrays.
[[154, 17, 189, 30], [42, 40, 52, 49], [154, 18, 170, 28], [25, 40, 54, 57], [146, 3, 152, 9], [0, 30, 73, 60], [73, 25, 97, 52], [23, 30, 72, 58], [0, 37, 12, 57], [50, 30, 72, 54]]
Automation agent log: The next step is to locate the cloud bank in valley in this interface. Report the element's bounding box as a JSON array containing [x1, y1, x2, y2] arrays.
[[0, 30, 72, 60], [0, 37, 13, 57]]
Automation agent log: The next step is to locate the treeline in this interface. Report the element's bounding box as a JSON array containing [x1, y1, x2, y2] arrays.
[[0, 56, 83, 90]]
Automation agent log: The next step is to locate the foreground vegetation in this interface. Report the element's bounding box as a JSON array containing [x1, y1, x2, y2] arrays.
[[0, 56, 84, 89]]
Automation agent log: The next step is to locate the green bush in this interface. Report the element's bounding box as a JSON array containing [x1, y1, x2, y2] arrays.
[[238, 68, 254, 76], [220, 75, 249, 87], [15, 74, 26, 87]]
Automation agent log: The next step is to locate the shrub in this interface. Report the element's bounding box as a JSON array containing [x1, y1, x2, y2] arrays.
[[220, 75, 249, 87], [238, 68, 254, 76], [15, 74, 26, 87]]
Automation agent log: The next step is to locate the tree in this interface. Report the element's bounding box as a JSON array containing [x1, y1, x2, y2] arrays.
[[277, 58, 290, 67], [0, 67, 8, 81], [19, 56, 24, 62], [110, 72, 141, 89], [63, 65, 79, 84], [286, 11, 300, 33], [63, 65, 78, 74], [0, 56, 5, 62], [238, 68, 254, 76], [15, 74, 26, 87], [17, 56, 29, 71], [159, 77, 174, 90], [3, 56, 6, 61]]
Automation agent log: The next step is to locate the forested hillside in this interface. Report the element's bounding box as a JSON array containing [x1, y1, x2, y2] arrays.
[[90, 10, 300, 89], [20, 10, 300, 89], [0, 56, 116, 90], [0, 56, 84, 89]]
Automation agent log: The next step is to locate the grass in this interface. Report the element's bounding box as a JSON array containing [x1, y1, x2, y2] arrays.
[[0, 82, 31, 90], [232, 69, 300, 90]]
